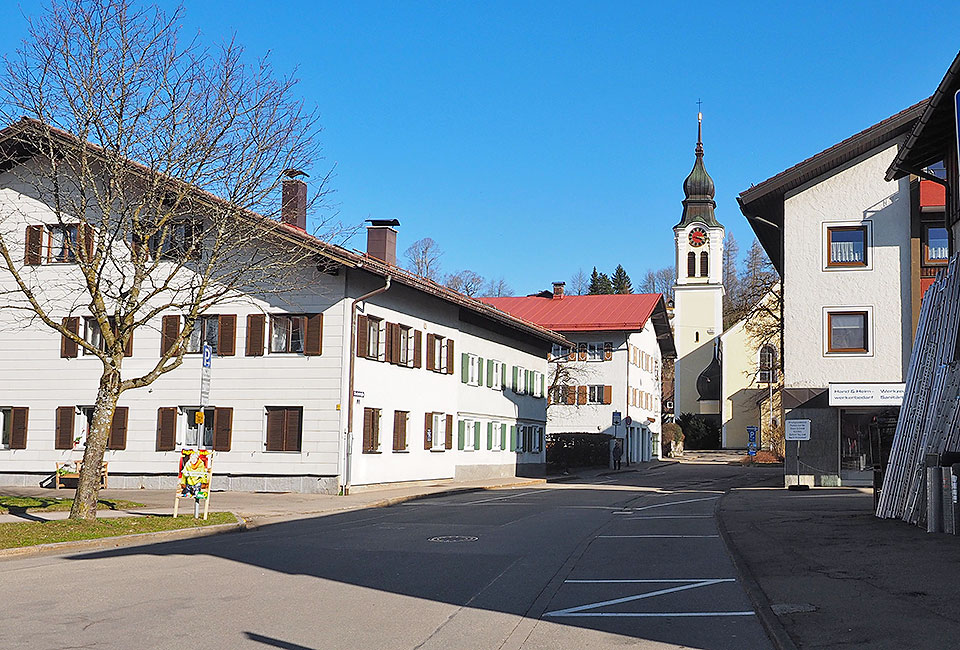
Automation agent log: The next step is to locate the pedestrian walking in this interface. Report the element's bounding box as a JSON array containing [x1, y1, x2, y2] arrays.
[[613, 441, 623, 470]]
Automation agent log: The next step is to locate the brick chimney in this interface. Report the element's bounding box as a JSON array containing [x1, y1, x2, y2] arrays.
[[366, 219, 400, 266], [281, 179, 308, 230], [552, 281, 565, 299]]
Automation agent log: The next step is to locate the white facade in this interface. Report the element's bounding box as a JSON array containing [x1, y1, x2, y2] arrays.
[[546, 320, 664, 464], [782, 143, 913, 388], [0, 163, 554, 493]]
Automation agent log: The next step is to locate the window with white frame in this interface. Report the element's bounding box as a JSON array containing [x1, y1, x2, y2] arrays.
[[514, 366, 527, 394], [184, 407, 215, 447], [188, 316, 219, 354], [82, 317, 105, 354], [825, 223, 870, 269], [398, 325, 413, 365], [461, 418, 479, 451], [826, 310, 869, 354], [46, 224, 80, 263], [149, 218, 200, 260], [588, 385, 605, 404], [467, 354, 480, 386], [431, 412, 447, 450], [367, 317, 384, 360], [515, 424, 525, 452], [551, 344, 570, 361], [490, 420, 502, 451], [0, 407, 9, 449], [587, 342, 603, 361], [491, 360, 502, 389], [532, 371, 544, 398], [271, 315, 306, 354]]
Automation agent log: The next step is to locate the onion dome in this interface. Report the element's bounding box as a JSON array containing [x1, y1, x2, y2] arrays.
[[676, 113, 722, 228]]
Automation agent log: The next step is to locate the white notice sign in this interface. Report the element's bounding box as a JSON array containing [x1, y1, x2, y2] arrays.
[[828, 383, 905, 407], [785, 419, 811, 441]]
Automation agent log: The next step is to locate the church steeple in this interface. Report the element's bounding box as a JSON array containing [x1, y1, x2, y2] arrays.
[[676, 111, 721, 228]]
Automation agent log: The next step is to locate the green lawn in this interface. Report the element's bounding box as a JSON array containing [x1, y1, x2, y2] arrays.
[[0, 512, 237, 550], [0, 495, 145, 514]]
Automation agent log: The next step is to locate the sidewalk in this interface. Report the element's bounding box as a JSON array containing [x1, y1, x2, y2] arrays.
[[718, 481, 960, 650]]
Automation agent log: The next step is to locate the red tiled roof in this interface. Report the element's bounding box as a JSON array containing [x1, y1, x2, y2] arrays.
[[481, 293, 662, 332]]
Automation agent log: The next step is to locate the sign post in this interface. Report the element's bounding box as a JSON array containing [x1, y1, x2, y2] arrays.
[[746, 426, 759, 456], [785, 419, 811, 492], [200, 343, 212, 407], [612, 411, 621, 467]]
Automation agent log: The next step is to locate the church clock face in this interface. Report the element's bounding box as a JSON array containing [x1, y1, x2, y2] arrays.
[[688, 227, 708, 247]]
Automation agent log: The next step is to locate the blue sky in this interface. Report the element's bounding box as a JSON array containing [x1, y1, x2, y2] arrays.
[[2, 2, 958, 295]]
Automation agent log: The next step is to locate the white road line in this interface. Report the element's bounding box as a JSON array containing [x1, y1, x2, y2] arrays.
[[547, 611, 756, 617], [462, 490, 543, 505], [625, 515, 713, 520], [565, 579, 736, 584], [544, 578, 736, 617], [597, 534, 720, 539], [629, 495, 720, 511]]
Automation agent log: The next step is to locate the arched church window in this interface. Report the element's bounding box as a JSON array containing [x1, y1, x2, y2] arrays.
[[758, 344, 777, 383], [695, 331, 699, 343], [687, 252, 696, 277], [700, 251, 709, 277]]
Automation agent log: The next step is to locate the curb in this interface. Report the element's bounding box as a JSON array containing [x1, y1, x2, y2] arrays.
[[715, 492, 799, 650], [0, 516, 248, 561]]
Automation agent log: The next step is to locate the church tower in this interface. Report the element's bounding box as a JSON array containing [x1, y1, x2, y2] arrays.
[[673, 112, 724, 420]]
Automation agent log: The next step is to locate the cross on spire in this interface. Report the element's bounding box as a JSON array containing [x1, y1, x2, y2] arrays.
[[696, 100, 703, 153]]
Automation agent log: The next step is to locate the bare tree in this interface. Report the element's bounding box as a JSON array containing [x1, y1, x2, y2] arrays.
[[404, 237, 442, 281], [0, 0, 338, 519], [639, 266, 674, 301], [740, 239, 781, 345], [444, 269, 484, 297], [722, 232, 741, 329], [569, 268, 588, 295], [482, 276, 513, 297]]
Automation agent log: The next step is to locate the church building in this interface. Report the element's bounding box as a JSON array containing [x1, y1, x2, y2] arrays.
[[672, 113, 725, 426]]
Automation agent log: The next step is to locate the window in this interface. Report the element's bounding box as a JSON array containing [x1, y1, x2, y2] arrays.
[[551, 344, 570, 361], [924, 224, 949, 265], [430, 412, 447, 451], [362, 408, 381, 453], [367, 317, 383, 360], [758, 345, 777, 383], [687, 251, 696, 277], [46, 224, 79, 263], [425, 333, 452, 372], [827, 311, 868, 354], [491, 360, 503, 390], [398, 326, 412, 365], [490, 420, 502, 451], [148, 218, 200, 260], [184, 407, 215, 447], [515, 424, 525, 452], [393, 411, 408, 451], [265, 406, 302, 451], [467, 354, 481, 386], [514, 366, 527, 394], [587, 342, 603, 362], [188, 316, 219, 354], [271, 315, 306, 353], [700, 251, 708, 277], [83, 317, 105, 354], [461, 418, 478, 451], [532, 371, 544, 398], [826, 225, 868, 267], [0, 408, 9, 449], [588, 385, 605, 404]]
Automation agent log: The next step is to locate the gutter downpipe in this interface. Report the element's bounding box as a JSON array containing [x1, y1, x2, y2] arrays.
[[344, 275, 391, 495]]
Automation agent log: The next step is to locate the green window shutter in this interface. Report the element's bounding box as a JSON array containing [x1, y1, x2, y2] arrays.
[[512, 366, 518, 391], [526, 370, 533, 392], [474, 421, 481, 449], [500, 423, 507, 450], [510, 425, 517, 451], [541, 373, 545, 397], [458, 420, 466, 450], [501, 363, 507, 389], [477, 357, 484, 381], [461, 353, 470, 383], [487, 422, 493, 450], [487, 361, 494, 387]]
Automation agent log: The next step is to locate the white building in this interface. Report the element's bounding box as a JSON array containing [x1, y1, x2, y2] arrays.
[[0, 121, 564, 493], [738, 101, 938, 486], [484, 284, 675, 466]]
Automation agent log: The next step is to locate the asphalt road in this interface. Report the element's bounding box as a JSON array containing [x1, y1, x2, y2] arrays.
[[1, 459, 778, 650]]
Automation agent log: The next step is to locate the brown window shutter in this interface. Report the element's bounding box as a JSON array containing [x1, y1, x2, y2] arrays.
[[156, 407, 177, 451], [445, 414, 454, 449], [413, 330, 422, 368], [304, 313, 323, 356], [603, 385, 613, 405], [218, 314, 237, 356], [24, 225, 43, 265], [213, 407, 233, 451], [108, 407, 128, 450], [424, 412, 433, 449], [55, 406, 75, 449], [61, 317, 80, 358], [362, 408, 374, 451], [390, 324, 401, 364], [356, 315, 369, 358], [446, 339, 455, 374], [566, 386, 576, 405], [384, 322, 394, 364], [246, 314, 265, 356], [426, 333, 436, 370], [9, 407, 28, 449], [266, 408, 284, 451], [81, 223, 94, 261], [393, 411, 406, 451], [567, 347, 576, 361], [604, 341, 613, 361], [547, 390, 552, 405], [161, 315, 179, 357], [578, 342, 587, 361], [124, 329, 134, 357], [284, 407, 302, 451], [577, 385, 587, 405]]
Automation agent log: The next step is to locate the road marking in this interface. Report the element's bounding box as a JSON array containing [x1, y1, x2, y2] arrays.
[[629, 495, 720, 511], [597, 534, 720, 539], [625, 515, 713, 520], [462, 490, 543, 505], [566, 578, 736, 584], [544, 578, 751, 617]]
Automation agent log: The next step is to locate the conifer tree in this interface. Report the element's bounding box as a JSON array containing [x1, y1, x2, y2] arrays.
[[588, 267, 614, 294], [611, 264, 632, 294]]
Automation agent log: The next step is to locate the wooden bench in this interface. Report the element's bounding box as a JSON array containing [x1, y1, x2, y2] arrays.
[[55, 461, 108, 489]]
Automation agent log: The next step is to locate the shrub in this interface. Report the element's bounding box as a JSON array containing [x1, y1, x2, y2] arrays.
[[675, 412, 720, 450]]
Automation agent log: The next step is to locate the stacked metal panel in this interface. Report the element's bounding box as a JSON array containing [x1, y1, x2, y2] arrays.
[[877, 255, 960, 524]]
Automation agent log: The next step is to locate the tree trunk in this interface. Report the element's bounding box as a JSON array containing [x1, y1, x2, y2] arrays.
[[69, 370, 121, 520]]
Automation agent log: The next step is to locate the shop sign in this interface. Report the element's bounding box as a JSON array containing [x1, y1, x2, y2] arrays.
[[828, 383, 905, 407], [785, 420, 810, 441]]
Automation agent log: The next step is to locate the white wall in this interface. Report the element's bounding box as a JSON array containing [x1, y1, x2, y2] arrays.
[[782, 143, 912, 388]]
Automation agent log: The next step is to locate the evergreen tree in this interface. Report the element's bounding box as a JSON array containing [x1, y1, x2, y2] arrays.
[[588, 267, 614, 294], [611, 264, 632, 294]]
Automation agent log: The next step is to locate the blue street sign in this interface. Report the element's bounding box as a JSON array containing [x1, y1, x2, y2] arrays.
[[746, 426, 758, 444], [202, 343, 213, 369]]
